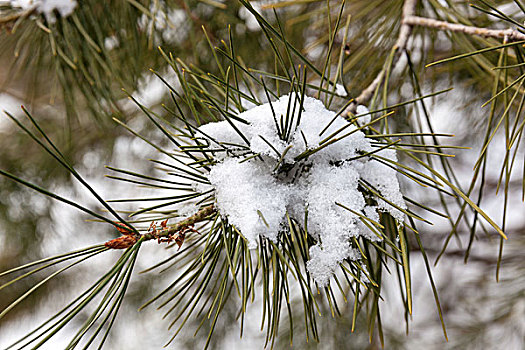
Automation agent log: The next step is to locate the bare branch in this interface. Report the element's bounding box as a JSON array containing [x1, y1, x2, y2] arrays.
[[403, 15, 525, 41]]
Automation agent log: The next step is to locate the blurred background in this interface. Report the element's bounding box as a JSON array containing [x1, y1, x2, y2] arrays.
[[0, 0, 524, 348]]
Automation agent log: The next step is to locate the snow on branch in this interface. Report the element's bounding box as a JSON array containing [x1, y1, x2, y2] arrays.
[[192, 94, 406, 286], [9, 0, 77, 22]]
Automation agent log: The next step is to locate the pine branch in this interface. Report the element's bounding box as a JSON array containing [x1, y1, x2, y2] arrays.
[[5, 1, 517, 346], [346, 0, 525, 115]]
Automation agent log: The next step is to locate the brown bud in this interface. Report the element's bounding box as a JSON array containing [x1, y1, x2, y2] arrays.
[[114, 222, 134, 235], [105, 235, 138, 249]]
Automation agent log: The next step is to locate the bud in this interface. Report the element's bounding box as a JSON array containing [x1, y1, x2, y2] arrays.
[[104, 235, 138, 249]]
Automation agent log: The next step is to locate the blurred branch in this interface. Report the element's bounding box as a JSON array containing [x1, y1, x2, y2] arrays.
[[174, 0, 217, 40], [403, 15, 525, 41], [346, 0, 417, 114], [0, 8, 34, 30], [346, 0, 525, 116]]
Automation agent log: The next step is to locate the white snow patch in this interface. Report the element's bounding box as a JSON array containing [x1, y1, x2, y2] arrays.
[[119, 66, 181, 111], [238, 2, 265, 31], [0, 92, 23, 133], [195, 94, 406, 286], [208, 158, 290, 247], [238, 1, 288, 32], [355, 104, 371, 125], [335, 83, 347, 97], [10, 0, 77, 22], [104, 35, 119, 51]]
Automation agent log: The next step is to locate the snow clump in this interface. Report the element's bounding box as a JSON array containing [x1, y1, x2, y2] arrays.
[[335, 84, 347, 97], [196, 94, 405, 286], [10, 0, 77, 22]]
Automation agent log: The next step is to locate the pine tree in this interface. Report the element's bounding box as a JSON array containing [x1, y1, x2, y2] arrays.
[[0, 0, 524, 348]]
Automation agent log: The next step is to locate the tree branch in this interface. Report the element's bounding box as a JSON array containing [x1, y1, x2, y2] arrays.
[[403, 15, 525, 41], [346, 2, 525, 116]]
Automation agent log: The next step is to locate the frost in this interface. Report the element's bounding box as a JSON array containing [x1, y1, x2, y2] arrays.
[[195, 94, 406, 286], [10, 0, 77, 22]]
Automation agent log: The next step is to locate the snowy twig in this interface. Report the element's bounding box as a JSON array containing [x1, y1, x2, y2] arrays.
[[346, 0, 417, 115], [403, 15, 525, 42]]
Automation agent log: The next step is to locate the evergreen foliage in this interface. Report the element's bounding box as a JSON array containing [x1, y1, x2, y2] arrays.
[[0, 0, 524, 348]]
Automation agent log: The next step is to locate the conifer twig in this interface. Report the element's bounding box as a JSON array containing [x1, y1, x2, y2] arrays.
[[143, 205, 216, 240], [104, 205, 216, 249]]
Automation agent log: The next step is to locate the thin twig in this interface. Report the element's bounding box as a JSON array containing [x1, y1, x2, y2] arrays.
[[142, 204, 216, 240], [104, 205, 216, 249], [403, 15, 525, 42], [346, 0, 417, 115]]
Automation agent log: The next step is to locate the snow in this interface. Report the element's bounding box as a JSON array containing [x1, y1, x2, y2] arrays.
[[356, 104, 372, 125], [207, 158, 291, 247], [238, 1, 265, 32], [359, 148, 406, 221], [238, 1, 288, 32], [120, 66, 181, 110], [104, 35, 119, 51], [10, 0, 77, 22], [194, 94, 406, 286], [335, 83, 347, 97]]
